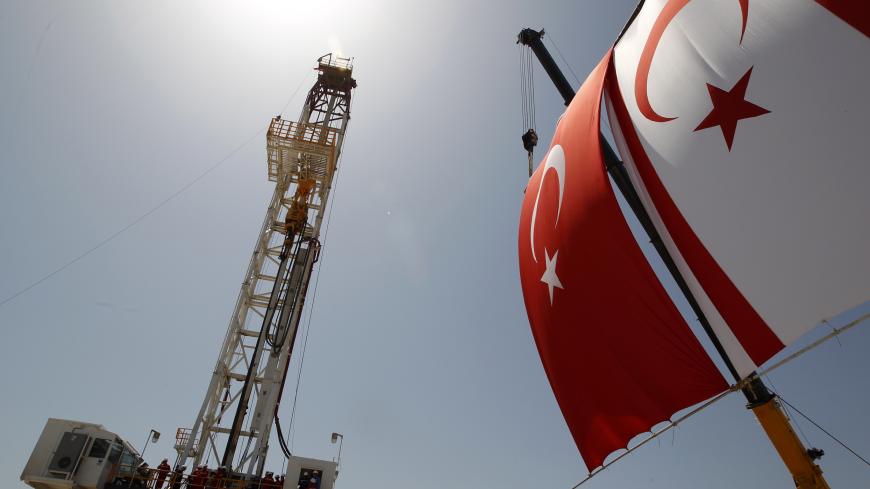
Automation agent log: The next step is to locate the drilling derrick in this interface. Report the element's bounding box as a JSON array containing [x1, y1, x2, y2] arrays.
[[177, 54, 355, 478]]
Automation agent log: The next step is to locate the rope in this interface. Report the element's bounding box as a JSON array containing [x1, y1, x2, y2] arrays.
[[519, 44, 536, 133], [287, 280, 313, 451], [286, 201, 328, 450], [519, 44, 537, 177], [568, 387, 737, 488], [778, 395, 870, 468], [757, 312, 870, 378], [531, 49, 536, 131], [285, 97, 355, 450], [287, 170, 338, 448], [519, 46, 529, 133], [545, 35, 582, 86], [0, 72, 313, 310], [526, 48, 536, 131], [566, 313, 869, 487], [763, 373, 814, 448]]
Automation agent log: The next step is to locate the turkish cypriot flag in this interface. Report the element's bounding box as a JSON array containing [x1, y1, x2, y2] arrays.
[[605, 0, 870, 377]]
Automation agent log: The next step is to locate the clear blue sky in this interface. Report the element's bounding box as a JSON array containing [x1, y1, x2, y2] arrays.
[[1, 1, 868, 488]]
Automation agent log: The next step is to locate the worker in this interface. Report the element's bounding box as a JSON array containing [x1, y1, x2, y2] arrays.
[[212, 466, 227, 489], [136, 462, 151, 487], [262, 471, 276, 489], [170, 465, 185, 489], [205, 467, 216, 489], [155, 459, 171, 489], [304, 475, 319, 489], [189, 465, 205, 489]]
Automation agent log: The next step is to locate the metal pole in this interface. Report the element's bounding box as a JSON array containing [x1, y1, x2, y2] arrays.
[[133, 429, 156, 488], [331, 432, 344, 468], [141, 432, 151, 460]]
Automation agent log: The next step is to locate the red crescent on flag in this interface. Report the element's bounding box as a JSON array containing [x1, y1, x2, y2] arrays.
[[635, 0, 750, 122]]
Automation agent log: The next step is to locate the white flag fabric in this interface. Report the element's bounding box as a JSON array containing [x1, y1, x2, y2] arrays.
[[605, 0, 869, 377]]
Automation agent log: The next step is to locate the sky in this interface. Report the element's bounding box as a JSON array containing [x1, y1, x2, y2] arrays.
[[1, 1, 869, 488]]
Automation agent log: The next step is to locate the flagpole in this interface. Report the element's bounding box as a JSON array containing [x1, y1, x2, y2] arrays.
[[517, 27, 832, 489]]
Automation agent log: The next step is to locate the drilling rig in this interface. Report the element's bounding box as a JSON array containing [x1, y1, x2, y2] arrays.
[[177, 51, 355, 478], [21, 53, 356, 489]]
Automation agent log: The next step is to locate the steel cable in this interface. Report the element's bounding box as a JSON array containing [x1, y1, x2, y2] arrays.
[[0, 73, 313, 309], [778, 395, 870, 468]]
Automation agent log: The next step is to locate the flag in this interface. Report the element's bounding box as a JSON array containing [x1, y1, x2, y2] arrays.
[[518, 51, 726, 471], [605, 0, 870, 376]]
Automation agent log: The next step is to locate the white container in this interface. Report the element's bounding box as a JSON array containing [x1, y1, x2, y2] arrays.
[[283, 456, 338, 489], [21, 418, 142, 489]]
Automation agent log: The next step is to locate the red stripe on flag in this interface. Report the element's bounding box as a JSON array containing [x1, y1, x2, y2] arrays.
[[604, 61, 784, 367], [815, 0, 870, 37]]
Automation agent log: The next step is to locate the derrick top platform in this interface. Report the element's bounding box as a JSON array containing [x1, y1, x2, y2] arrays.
[[316, 53, 356, 91]]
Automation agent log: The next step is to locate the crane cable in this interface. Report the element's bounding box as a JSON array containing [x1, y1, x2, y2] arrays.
[[545, 34, 582, 86], [567, 312, 870, 487], [518, 34, 578, 180], [519, 44, 537, 177], [277, 97, 356, 456], [0, 72, 314, 310], [778, 395, 870, 468]]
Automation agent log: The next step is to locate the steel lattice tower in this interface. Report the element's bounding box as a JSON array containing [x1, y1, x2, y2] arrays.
[[176, 54, 355, 477]]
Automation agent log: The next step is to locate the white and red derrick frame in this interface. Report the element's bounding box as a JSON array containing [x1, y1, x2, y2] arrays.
[[176, 54, 355, 478]]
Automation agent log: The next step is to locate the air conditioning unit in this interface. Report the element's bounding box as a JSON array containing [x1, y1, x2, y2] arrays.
[[46, 432, 90, 478]]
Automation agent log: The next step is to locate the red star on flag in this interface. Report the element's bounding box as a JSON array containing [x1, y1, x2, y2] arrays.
[[694, 67, 770, 150]]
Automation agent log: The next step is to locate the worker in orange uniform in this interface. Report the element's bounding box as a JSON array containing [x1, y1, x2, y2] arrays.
[[262, 471, 276, 489], [212, 466, 227, 489], [154, 459, 171, 489], [208, 467, 220, 489], [189, 465, 205, 489]]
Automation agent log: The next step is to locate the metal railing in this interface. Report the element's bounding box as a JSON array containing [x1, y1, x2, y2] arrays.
[[174, 428, 196, 455], [107, 463, 289, 489], [267, 119, 338, 148], [317, 53, 352, 71]]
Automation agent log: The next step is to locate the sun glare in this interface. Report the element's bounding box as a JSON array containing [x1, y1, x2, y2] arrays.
[[199, 0, 369, 60]]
